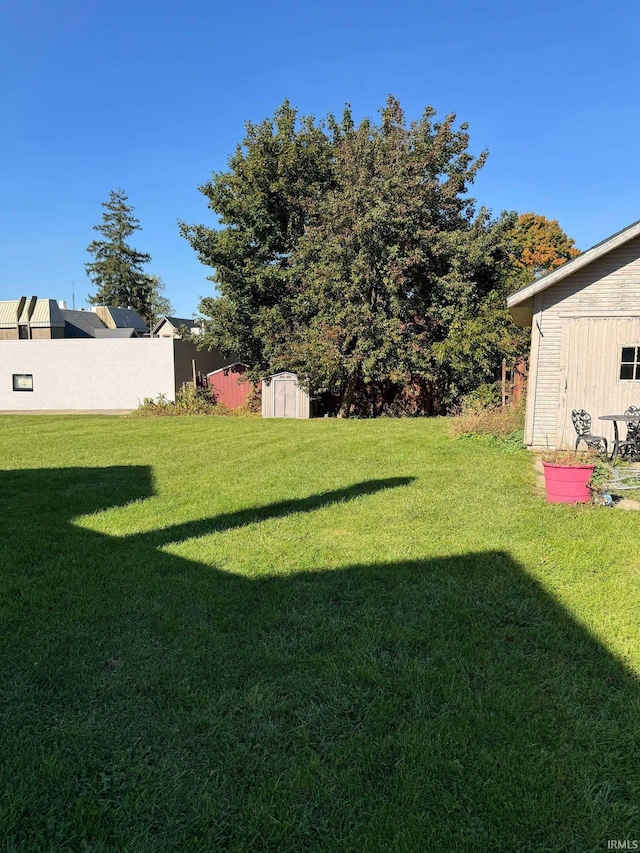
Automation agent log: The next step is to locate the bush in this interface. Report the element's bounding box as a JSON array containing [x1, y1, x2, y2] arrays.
[[175, 384, 218, 414], [459, 382, 502, 413], [135, 393, 174, 416], [244, 385, 262, 415], [450, 397, 526, 442], [133, 384, 261, 418], [134, 386, 218, 416]]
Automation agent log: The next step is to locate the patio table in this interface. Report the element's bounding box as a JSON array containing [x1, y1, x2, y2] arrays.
[[598, 414, 640, 463]]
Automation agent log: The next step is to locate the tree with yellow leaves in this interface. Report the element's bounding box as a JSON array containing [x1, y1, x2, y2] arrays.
[[508, 212, 579, 279]]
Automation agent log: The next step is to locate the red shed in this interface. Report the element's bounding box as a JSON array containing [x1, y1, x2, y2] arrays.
[[207, 363, 256, 409]]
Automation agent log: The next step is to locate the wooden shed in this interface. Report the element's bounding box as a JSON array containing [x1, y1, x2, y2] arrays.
[[206, 363, 254, 409], [261, 372, 310, 418], [507, 219, 640, 450]]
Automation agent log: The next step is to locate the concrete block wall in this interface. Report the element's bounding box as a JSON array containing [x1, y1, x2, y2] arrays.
[[0, 339, 177, 410]]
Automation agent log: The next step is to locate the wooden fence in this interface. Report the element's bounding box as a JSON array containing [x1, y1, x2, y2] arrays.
[[501, 358, 528, 408]]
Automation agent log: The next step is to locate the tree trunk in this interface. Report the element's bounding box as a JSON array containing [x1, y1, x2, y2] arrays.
[[338, 371, 358, 418]]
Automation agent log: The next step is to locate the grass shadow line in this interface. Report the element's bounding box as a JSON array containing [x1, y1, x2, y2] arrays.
[[135, 476, 415, 547]]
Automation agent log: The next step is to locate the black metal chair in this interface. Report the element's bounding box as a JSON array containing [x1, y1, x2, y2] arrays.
[[618, 406, 640, 459], [571, 409, 608, 454]]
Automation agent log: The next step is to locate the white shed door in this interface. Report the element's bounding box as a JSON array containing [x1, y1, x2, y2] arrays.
[[557, 317, 640, 449], [273, 379, 296, 417]]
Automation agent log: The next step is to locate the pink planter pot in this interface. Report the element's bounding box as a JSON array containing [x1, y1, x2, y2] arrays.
[[542, 462, 596, 504]]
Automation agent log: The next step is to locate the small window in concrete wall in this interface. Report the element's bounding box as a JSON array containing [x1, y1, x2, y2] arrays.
[[13, 374, 33, 391], [620, 348, 640, 380]]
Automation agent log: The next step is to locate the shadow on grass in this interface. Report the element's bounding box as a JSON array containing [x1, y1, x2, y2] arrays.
[[138, 476, 416, 547], [1, 466, 639, 851]]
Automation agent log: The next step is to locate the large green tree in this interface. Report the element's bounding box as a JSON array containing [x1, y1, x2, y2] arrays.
[[86, 190, 170, 327], [182, 99, 566, 414], [277, 98, 496, 414]]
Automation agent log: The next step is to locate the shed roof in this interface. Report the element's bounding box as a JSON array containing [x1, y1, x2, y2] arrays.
[[207, 362, 248, 377], [269, 372, 298, 380], [507, 219, 640, 326]]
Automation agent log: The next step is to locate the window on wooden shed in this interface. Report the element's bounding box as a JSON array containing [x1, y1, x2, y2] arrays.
[[620, 347, 640, 380]]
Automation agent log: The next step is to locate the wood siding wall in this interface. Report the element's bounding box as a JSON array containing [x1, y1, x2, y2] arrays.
[[529, 235, 640, 448], [555, 318, 640, 448], [207, 366, 254, 409]]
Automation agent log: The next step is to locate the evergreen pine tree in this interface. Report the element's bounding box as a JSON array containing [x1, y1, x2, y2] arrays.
[[85, 190, 157, 324]]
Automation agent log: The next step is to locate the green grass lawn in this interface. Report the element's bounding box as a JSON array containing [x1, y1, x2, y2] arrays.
[[2, 415, 640, 852]]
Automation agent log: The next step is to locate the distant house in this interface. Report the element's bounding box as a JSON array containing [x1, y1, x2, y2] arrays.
[[93, 306, 149, 336], [61, 308, 113, 338], [0, 296, 228, 411], [0, 297, 148, 340], [0, 297, 66, 340], [507, 219, 640, 450], [62, 307, 147, 338], [152, 316, 203, 338]]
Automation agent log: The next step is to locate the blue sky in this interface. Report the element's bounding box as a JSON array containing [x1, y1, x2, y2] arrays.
[[1, 0, 638, 317]]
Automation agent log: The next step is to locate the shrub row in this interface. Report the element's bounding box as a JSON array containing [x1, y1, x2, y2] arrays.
[[133, 385, 260, 417]]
